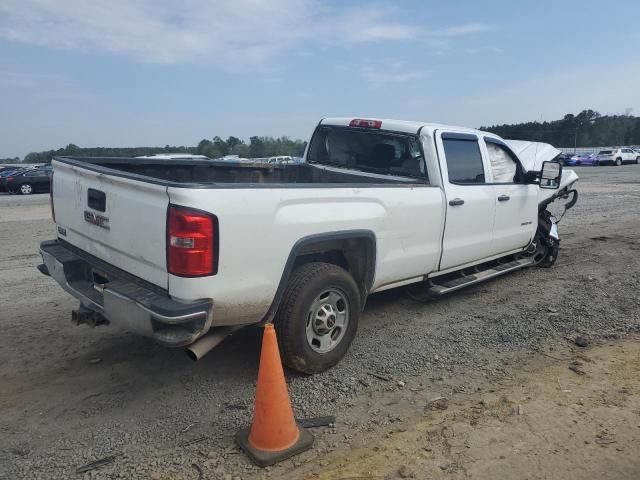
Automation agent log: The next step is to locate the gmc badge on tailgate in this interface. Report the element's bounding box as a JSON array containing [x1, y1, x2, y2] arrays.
[[84, 210, 110, 230]]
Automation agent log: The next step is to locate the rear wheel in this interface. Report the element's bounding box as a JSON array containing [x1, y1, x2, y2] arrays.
[[274, 262, 361, 374], [19, 183, 33, 195], [615, 158, 622, 166]]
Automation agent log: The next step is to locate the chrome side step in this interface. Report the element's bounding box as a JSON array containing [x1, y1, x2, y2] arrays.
[[429, 257, 535, 295]]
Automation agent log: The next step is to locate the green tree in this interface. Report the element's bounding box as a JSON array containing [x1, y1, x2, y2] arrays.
[[213, 136, 229, 156]]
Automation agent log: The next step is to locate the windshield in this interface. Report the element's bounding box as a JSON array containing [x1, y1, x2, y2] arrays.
[[307, 126, 427, 179]]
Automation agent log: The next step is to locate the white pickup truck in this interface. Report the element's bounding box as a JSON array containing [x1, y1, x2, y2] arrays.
[[39, 118, 578, 373]]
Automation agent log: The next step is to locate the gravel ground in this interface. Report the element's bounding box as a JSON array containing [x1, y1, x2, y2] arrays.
[[0, 165, 639, 479]]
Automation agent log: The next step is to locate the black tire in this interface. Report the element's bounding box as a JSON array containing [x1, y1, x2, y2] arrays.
[[537, 241, 559, 268], [19, 183, 33, 195], [531, 210, 559, 268], [615, 158, 622, 166], [636, 157, 639, 164], [576, 160, 581, 166], [274, 262, 361, 374]]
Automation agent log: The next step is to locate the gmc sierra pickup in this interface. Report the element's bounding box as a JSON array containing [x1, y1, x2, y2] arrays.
[[39, 118, 578, 373]]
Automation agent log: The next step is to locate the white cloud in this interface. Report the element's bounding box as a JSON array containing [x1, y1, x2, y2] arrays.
[[360, 61, 428, 86], [0, 1, 492, 65], [0, 71, 72, 88], [0, 0, 310, 65], [432, 23, 493, 37], [329, 7, 420, 42]]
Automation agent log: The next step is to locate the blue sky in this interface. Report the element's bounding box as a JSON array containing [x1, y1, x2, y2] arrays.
[[1, 0, 639, 158]]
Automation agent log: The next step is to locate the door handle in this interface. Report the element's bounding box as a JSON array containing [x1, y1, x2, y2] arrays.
[[497, 195, 510, 202], [448, 198, 465, 206]]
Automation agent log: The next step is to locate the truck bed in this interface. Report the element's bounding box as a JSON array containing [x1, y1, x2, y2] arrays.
[[56, 157, 420, 187]]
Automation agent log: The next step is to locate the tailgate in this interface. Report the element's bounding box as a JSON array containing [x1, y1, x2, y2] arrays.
[[51, 160, 169, 289]]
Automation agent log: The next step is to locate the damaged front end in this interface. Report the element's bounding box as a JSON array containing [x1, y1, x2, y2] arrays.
[[529, 187, 578, 267], [506, 139, 579, 267]]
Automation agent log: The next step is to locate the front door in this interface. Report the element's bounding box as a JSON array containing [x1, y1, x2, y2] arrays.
[[483, 139, 538, 253], [437, 132, 496, 270]]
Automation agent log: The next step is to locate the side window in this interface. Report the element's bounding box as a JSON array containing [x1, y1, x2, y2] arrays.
[[485, 141, 519, 183], [443, 138, 485, 184]]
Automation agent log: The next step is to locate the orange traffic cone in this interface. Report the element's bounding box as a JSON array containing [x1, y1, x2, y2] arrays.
[[235, 323, 313, 466]]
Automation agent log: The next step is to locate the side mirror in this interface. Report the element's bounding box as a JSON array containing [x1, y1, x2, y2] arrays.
[[539, 161, 562, 189]]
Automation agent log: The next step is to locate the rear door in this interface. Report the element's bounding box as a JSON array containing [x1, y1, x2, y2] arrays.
[[52, 160, 170, 288], [622, 148, 635, 162], [437, 132, 496, 270]]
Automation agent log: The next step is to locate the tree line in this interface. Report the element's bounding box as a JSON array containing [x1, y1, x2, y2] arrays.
[[8, 110, 640, 164], [12, 136, 308, 164], [481, 110, 640, 148]]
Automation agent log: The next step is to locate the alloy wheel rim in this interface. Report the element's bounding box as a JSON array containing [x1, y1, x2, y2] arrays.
[[305, 288, 349, 353]]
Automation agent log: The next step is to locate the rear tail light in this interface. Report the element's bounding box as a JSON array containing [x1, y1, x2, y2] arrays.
[[6, 176, 13, 182], [167, 205, 218, 277], [50, 171, 55, 222], [349, 118, 382, 129]]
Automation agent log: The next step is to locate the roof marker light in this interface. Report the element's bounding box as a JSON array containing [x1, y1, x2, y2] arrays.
[[349, 119, 382, 129]]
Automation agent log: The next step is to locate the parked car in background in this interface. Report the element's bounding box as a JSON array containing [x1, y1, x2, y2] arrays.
[[596, 148, 638, 166], [0, 168, 23, 177], [3, 168, 52, 194], [571, 153, 598, 166], [135, 154, 210, 160], [558, 153, 575, 166], [0, 168, 29, 192], [559, 153, 598, 166]]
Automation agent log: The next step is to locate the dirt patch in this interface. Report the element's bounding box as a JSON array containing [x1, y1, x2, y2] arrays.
[[0, 166, 639, 479], [284, 340, 640, 480]]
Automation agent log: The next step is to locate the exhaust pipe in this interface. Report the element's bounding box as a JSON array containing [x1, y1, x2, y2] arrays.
[[186, 326, 240, 361]]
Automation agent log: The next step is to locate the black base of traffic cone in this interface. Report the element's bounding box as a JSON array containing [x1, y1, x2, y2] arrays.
[[235, 425, 314, 467]]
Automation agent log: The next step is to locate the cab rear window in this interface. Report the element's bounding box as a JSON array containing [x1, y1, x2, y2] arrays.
[[307, 126, 427, 180]]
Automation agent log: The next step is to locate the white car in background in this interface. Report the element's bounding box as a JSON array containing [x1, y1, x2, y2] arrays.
[[596, 148, 638, 166], [135, 154, 211, 160]]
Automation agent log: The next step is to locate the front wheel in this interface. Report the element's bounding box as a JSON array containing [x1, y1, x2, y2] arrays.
[[529, 210, 560, 268], [19, 183, 33, 195], [274, 262, 361, 374], [537, 239, 559, 268]]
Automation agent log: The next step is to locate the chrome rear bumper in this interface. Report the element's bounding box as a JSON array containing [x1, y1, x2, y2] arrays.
[[39, 239, 213, 347]]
